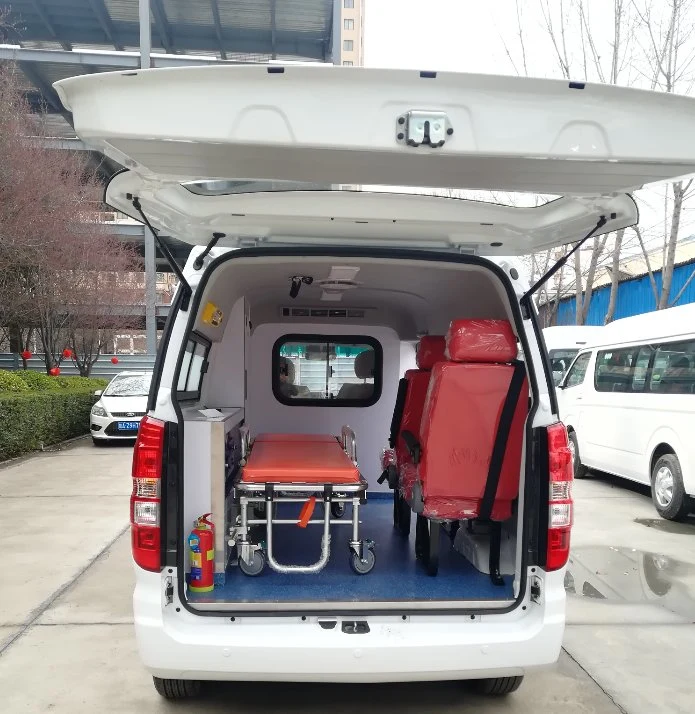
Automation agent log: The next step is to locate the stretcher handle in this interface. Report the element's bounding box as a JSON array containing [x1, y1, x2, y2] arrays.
[[298, 497, 317, 528]]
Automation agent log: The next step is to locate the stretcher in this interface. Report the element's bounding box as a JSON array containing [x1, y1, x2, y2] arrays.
[[229, 426, 375, 576]]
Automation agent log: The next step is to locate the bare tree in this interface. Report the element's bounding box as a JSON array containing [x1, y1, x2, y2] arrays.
[[631, 0, 695, 308], [604, 228, 626, 323], [0, 66, 143, 373]]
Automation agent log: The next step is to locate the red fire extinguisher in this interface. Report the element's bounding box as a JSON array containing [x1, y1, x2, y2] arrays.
[[188, 513, 214, 593]]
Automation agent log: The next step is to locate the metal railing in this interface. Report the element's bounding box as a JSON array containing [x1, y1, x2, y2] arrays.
[[0, 353, 156, 380]]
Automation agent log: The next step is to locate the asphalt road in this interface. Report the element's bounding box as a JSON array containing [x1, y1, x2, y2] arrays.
[[1, 438, 694, 713]]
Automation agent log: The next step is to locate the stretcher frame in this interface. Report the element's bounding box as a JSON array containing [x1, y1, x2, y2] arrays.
[[229, 426, 376, 576]]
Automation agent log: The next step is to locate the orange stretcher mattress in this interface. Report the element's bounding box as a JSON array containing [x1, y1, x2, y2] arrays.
[[241, 440, 359, 484], [254, 433, 338, 443]]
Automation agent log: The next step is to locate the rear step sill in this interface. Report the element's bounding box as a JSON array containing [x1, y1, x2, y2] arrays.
[[184, 597, 518, 614]]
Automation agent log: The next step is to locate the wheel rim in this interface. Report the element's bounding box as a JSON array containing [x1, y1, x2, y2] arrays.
[[654, 466, 674, 508]]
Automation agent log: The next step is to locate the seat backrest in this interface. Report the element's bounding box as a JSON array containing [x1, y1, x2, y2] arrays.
[[395, 336, 446, 461], [337, 349, 375, 400], [418, 319, 528, 522]]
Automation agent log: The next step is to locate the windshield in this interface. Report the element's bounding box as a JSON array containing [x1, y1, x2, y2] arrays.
[[103, 373, 152, 397], [549, 349, 579, 384]]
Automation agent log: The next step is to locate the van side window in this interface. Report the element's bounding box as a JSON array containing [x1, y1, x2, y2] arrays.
[[631, 345, 655, 392], [648, 340, 695, 394], [272, 335, 382, 407], [564, 352, 591, 388], [594, 348, 638, 392], [177, 334, 210, 400]]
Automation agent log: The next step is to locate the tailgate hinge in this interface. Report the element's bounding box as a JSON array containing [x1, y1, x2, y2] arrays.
[[164, 576, 174, 605], [396, 111, 453, 148]]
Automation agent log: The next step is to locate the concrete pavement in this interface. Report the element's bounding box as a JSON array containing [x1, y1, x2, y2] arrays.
[[1, 439, 694, 712]]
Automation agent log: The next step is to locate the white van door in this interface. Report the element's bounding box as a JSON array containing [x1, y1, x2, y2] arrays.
[[557, 351, 592, 459], [53, 66, 695, 255]]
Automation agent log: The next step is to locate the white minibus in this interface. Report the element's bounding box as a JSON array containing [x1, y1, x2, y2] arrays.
[[557, 303, 695, 520]]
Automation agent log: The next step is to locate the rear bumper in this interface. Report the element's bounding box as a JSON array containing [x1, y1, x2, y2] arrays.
[[133, 568, 566, 683]]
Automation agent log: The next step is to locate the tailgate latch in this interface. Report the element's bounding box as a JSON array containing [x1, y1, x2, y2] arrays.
[[396, 111, 452, 148], [530, 576, 542, 604], [164, 577, 174, 606]]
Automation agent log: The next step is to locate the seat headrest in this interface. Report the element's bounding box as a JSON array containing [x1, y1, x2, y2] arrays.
[[354, 349, 375, 379], [279, 356, 295, 382], [446, 319, 518, 363], [416, 336, 446, 370]]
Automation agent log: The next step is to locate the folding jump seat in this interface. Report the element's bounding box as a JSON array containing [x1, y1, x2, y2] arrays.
[[378, 336, 446, 535], [400, 319, 528, 580]]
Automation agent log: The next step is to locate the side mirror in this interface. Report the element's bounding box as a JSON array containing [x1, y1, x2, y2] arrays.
[[94, 390, 103, 397]]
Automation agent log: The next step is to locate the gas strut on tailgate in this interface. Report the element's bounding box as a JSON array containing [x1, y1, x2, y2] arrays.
[[520, 213, 614, 306], [131, 196, 193, 311]]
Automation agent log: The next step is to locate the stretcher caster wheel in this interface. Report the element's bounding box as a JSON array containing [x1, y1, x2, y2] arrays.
[[331, 502, 345, 519], [238, 550, 265, 576], [349, 548, 376, 575]]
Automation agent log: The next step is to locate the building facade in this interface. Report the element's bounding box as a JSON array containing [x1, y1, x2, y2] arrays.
[[340, 0, 365, 66]]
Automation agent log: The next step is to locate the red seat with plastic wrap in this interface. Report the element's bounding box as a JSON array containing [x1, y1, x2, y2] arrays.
[[380, 336, 446, 536], [396, 336, 446, 499], [402, 319, 528, 580]]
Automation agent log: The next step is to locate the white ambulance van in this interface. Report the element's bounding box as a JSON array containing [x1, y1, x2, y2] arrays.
[[55, 66, 695, 699]]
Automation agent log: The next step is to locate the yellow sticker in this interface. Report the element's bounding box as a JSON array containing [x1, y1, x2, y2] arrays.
[[202, 301, 223, 327]]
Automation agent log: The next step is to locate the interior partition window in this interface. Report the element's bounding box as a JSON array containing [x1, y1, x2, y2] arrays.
[[272, 335, 382, 407]]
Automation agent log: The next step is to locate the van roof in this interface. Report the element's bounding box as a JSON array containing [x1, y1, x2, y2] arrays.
[[582, 303, 695, 348]]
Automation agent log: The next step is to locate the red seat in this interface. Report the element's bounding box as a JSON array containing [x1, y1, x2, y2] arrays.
[[396, 336, 446, 500], [411, 319, 528, 522]]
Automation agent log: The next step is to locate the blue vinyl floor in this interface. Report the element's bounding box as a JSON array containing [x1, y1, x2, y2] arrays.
[[187, 496, 514, 604]]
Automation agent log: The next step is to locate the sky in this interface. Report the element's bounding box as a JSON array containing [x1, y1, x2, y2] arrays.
[[361, 0, 695, 265]]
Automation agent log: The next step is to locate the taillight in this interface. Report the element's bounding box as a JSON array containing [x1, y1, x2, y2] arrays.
[[546, 422, 573, 571], [131, 415, 165, 572]]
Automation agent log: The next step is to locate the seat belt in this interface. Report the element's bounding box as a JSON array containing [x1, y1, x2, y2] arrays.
[[388, 377, 409, 448], [479, 361, 526, 522], [478, 360, 526, 586]]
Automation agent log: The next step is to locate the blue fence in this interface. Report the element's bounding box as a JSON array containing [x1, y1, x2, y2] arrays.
[[0, 353, 155, 380], [556, 260, 695, 325]]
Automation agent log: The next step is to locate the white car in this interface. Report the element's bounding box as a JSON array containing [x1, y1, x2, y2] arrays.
[[55, 65, 695, 700], [91, 371, 153, 444]]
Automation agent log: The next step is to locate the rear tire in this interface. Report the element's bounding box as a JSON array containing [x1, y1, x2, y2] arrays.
[[472, 676, 524, 696], [152, 677, 201, 700], [651, 453, 691, 521], [568, 431, 589, 479]]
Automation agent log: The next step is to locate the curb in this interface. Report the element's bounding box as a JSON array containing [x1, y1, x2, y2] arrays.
[[0, 434, 90, 470]]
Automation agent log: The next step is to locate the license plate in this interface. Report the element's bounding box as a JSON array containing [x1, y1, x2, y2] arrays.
[[118, 421, 140, 431]]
